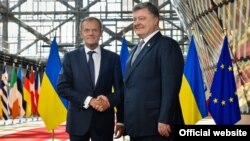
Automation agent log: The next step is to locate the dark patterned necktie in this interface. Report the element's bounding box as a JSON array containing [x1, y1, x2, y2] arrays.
[[87, 51, 96, 86]]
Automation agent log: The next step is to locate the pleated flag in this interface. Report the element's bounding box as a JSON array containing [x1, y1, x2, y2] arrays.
[[0, 66, 10, 120], [120, 36, 129, 77], [17, 67, 26, 117], [208, 36, 241, 125], [38, 37, 68, 130], [34, 69, 40, 116], [179, 36, 208, 124], [9, 67, 20, 119], [23, 69, 32, 117]]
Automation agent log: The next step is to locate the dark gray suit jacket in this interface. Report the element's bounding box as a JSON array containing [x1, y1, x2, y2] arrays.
[[57, 46, 123, 136], [124, 32, 184, 137]]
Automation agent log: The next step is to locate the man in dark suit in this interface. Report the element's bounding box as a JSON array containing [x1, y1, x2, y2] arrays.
[[57, 17, 124, 141], [124, 2, 184, 141]]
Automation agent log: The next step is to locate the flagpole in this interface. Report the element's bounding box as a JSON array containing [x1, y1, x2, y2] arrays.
[[52, 129, 54, 141]]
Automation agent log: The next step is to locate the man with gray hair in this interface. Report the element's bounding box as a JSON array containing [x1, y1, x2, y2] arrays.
[[57, 17, 124, 141], [123, 2, 184, 141]]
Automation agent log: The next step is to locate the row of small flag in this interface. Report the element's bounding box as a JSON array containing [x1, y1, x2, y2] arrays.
[[0, 37, 66, 131], [0, 65, 40, 120]]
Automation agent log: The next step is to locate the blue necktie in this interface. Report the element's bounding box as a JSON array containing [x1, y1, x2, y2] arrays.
[[88, 51, 96, 87]]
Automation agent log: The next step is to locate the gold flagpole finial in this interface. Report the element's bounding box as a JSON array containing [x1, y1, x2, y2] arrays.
[[223, 28, 227, 36]]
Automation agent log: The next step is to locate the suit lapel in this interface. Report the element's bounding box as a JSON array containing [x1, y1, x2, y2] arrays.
[[131, 42, 151, 68], [125, 32, 162, 81], [125, 47, 136, 73]]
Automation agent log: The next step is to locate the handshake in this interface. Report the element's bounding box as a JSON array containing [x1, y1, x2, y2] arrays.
[[89, 95, 110, 112]]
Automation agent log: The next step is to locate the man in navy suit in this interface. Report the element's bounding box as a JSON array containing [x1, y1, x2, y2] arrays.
[[57, 17, 124, 141], [124, 2, 184, 141]]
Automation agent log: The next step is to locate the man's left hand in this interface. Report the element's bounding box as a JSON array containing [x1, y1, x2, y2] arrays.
[[114, 124, 124, 139], [158, 122, 171, 137]]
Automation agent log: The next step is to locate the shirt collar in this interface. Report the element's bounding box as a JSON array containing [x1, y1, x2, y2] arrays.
[[84, 46, 101, 55], [142, 30, 159, 44]]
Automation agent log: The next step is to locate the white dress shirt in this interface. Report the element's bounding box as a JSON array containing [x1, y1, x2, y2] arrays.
[[83, 46, 101, 109]]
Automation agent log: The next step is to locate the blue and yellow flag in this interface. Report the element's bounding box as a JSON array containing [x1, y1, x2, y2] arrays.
[[208, 36, 241, 125], [179, 36, 207, 124], [38, 37, 68, 130], [120, 36, 129, 77]]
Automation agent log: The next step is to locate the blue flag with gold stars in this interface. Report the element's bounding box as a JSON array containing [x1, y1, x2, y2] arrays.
[[208, 36, 241, 125]]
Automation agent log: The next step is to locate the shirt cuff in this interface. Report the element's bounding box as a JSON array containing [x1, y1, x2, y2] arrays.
[[116, 123, 124, 126], [83, 96, 92, 109]]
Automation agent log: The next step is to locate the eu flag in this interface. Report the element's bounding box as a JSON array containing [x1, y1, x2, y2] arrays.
[[120, 36, 129, 77], [208, 36, 241, 125]]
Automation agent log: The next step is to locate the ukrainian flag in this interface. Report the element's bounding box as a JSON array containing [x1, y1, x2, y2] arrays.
[[179, 36, 207, 124], [38, 37, 67, 130]]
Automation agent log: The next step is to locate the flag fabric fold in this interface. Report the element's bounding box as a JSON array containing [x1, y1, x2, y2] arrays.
[[34, 69, 40, 116], [114, 36, 129, 113], [23, 69, 32, 117], [29, 70, 37, 116], [208, 36, 241, 125], [0, 66, 10, 120], [38, 37, 67, 130], [0, 95, 2, 119], [9, 67, 20, 119], [179, 36, 207, 124], [120, 36, 129, 77], [17, 67, 26, 117]]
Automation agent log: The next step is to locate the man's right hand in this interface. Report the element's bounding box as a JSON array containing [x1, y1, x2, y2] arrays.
[[89, 95, 110, 112]]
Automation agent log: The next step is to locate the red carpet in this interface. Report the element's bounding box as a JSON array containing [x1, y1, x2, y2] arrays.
[[0, 125, 69, 141]]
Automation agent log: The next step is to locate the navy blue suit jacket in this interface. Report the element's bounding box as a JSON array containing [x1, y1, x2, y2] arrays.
[[57, 46, 123, 136], [124, 32, 184, 137]]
